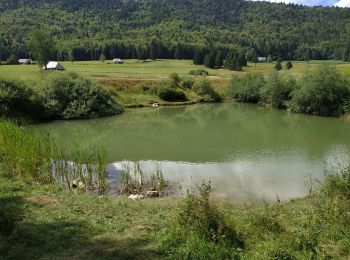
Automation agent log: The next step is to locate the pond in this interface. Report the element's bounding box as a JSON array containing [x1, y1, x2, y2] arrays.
[[31, 103, 350, 202]]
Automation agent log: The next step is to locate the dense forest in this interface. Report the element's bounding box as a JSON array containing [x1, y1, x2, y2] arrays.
[[1, 0, 350, 62]]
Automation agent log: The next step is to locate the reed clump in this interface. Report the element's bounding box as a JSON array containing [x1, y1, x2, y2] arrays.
[[0, 119, 108, 193], [120, 162, 168, 195]]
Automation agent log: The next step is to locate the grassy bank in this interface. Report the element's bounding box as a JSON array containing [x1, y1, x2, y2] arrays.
[[1, 119, 350, 259]]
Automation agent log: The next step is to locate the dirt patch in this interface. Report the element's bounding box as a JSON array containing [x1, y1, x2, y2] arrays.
[[97, 78, 157, 92], [26, 195, 59, 206]]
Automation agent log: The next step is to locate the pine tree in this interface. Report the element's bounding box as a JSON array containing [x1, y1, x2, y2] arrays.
[[342, 47, 350, 62], [193, 48, 204, 65], [252, 53, 258, 69], [175, 43, 183, 60], [99, 53, 106, 63], [204, 52, 216, 69], [215, 51, 224, 67], [150, 40, 158, 60]]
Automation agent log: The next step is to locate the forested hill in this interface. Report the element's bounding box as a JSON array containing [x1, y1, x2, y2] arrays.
[[1, 0, 350, 61]]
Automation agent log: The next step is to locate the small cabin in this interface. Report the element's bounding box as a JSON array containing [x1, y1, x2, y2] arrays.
[[43, 61, 65, 70], [258, 57, 267, 63], [113, 58, 124, 64], [258, 57, 267, 62], [18, 59, 33, 65]]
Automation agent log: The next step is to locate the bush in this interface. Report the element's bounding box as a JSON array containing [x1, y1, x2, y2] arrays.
[[160, 182, 244, 259], [156, 81, 187, 101], [181, 76, 195, 89], [169, 72, 181, 87], [290, 65, 350, 116], [0, 78, 36, 118], [192, 79, 222, 102], [228, 73, 265, 103], [260, 71, 296, 108], [39, 72, 123, 119], [189, 69, 209, 76]]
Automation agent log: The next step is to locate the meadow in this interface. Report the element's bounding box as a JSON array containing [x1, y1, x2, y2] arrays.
[[1, 59, 350, 90]]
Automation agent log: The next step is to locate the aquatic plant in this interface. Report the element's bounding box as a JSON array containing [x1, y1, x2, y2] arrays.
[[0, 119, 109, 193]]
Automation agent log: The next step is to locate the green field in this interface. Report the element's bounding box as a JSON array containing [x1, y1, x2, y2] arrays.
[[1, 59, 350, 107]]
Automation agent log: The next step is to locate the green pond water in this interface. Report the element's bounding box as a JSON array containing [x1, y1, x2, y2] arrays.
[[31, 103, 350, 202]]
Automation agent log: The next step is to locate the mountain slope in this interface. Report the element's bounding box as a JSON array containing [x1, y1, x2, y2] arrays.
[[0, 0, 350, 61]]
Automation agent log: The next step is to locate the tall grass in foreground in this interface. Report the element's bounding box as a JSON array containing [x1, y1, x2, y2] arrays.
[[0, 119, 108, 193], [160, 165, 350, 259]]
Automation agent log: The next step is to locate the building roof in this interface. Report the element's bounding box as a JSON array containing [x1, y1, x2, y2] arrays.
[[18, 59, 32, 63], [44, 61, 64, 70]]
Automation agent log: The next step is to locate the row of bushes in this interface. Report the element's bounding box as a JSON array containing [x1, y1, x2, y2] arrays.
[[0, 72, 124, 120], [228, 65, 350, 116], [148, 72, 221, 102]]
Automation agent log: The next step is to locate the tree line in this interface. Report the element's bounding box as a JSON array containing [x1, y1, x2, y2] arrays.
[[1, 0, 350, 63]]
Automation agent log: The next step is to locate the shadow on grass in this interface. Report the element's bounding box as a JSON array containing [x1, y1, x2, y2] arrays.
[[0, 192, 161, 259]]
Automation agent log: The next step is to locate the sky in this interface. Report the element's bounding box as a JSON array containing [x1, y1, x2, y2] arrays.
[[250, 0, 350, 7]]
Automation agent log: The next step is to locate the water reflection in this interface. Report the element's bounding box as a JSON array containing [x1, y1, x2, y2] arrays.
[[32, 103, 350, 201]]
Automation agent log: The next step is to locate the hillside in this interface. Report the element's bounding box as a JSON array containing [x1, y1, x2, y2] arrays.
[[1, 0, 350, 61]]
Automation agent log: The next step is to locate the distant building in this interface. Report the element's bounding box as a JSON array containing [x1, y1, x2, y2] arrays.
[[44, 61, 65, 70], [258, 57, 267, 63], [113, 58, 124, 64], [18, 59, 33, 64]]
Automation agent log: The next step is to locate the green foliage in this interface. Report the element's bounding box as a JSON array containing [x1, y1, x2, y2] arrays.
[[228, 73, 265, 103], [189, 69, 209, 76], [40, 72, 123, 119], [156, 81, 187, 101], [99, 53, 106, 63], [181, 76, 195, 89], [260, 72, 296, 108], [342, 47, 350, 62], [193, 48, 205, 65], [27, 30, 56, 68], [2, 0, 350, 62], [203, 52, 216, 69], [322, 165, 350, 199], [0, 78, 36, 118], [192, 79, 222, 102], [215, 51, 224, 68], [161, 182, 243, 259], [286, 60, 293, 69], [6, 55, 18, 65], [169, 72, 181, 87], [275, 61, 283, 71], [290, 65, 350, 116], [252, 204, 284, 233]]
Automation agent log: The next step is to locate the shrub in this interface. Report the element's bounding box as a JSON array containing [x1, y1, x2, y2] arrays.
[[39, 72, 123, 119], [322, 165, 350, 199], [160, 182, 244, 259], [0, 78, 36, 118], [189, 69, 209, 76], [260, 71, 296, 108], [286, 60, 293, 69], [157, 87, 187, 102], [169, 72, 181, 87], [290, 65, 350, 116], [6, 55, 18, 65], [192, 79, 222, 102], [228, 73, 265, 103], [181, 76, 195, 89], [156, 81, 187, 101], [275, 61, 283, 71]]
